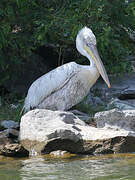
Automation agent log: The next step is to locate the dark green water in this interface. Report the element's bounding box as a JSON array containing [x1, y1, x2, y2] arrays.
[[0, 153, 135, 180]]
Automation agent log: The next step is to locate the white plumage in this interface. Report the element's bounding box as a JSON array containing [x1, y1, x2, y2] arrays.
[[23, 27, 110, 112]]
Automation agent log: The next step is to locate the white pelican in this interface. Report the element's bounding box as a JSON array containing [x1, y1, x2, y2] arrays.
[[23, 27, 110, 112]]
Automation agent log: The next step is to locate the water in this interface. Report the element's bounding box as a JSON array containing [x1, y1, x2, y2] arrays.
[[0, 153, 135, 180]]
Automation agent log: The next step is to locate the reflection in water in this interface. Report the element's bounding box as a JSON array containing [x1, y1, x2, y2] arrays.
[[0, 157, 21, 180], [19, 154, 135, 180], [0, 154, 135, 180]]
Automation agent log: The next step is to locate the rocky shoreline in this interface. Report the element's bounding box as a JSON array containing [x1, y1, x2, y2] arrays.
[[1, 73, 135, 157], [19, 108, 135, 156], [0, 120, 28, 156]]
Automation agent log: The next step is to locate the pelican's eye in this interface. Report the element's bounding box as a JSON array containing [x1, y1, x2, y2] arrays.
[[86, 42, 92, 47]]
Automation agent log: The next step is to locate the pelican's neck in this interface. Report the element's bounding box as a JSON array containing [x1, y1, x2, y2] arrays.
[[85, 53, 96, 67]]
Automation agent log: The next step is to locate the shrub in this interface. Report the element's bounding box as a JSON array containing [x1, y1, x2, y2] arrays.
[[0, 0, 135, 88]]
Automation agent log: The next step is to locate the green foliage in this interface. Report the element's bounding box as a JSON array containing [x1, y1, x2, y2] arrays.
[[73, 100, 106, 116], [0, 0, 135, 87], [0, 95, 24, 122]]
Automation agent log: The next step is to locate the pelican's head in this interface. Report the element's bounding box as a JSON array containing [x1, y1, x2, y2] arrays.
[[76, 26, 110, 88]]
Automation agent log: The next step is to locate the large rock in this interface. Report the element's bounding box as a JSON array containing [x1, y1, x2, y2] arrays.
[[92, 73, 135, 102], [20, 109, 85, 155], [94, 109, 135, 131], [19, 109, 135, 155], [0, 130, 28, 156], [1, 120, 19, 130], [108, 98, 135, 110], [85, 73, 135, 113], [119, 88, 135, 100], [69, 110, 91, 123]]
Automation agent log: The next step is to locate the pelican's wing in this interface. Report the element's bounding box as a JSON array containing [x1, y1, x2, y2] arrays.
[[23, 62, 80, 112]]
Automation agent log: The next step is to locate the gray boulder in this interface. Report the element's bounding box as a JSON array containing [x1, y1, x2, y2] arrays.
[[119, 88, 135, 100], [92, 74, 135, 100], [108, 98, 135, 110], [0, 130, 28, 156], [20, 109, 85, 155], [1, 120, 19, 129], [88, 73, 135, 112], [19, 109, 135, 155], [94, 109, 135, 132], [69, 110, 91, 123]]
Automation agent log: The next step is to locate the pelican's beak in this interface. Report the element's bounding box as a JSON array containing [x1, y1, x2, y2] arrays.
[[84, 44, 111, 88]]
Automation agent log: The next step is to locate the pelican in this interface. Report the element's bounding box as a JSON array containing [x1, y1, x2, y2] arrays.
[[23, 27, 110, 112]]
